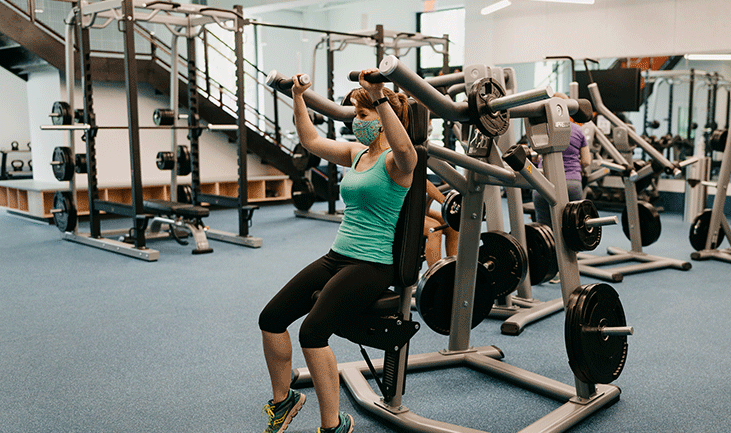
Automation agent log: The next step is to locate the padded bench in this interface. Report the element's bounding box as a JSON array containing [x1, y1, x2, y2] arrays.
[[143, 199, 209, 219]]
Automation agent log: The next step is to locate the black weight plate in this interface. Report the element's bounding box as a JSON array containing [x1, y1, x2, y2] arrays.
[[415, 256, 494, 336], [441, 190, 462, 231], [153, 108, 175, 126], [537, 224, 559, 280], [292, 144, 311, 172], [177, 185, 193, 204], [74, 154, 87, 174], [621, 200, 661, 246], [52, 191, 77, 232], [710, 129, 727, 152], [177, 145, 191, 176], [291, 178, 316, 211], [523, 223, 558, 285], [51, 146, 75, 181], [563, 200, 602, 252], [156, 151, 174, 170], [566, 283, 628, 384], [564, 285, 588, 382], [52, 101, 72, 126], [479, 231, 527, 298], [467, 77, 509, 138], [689, 209, 725, 251]]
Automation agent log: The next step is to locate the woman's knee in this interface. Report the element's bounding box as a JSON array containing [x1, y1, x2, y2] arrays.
[[298, 318, 331, 349], [259, 306, 286, 334]]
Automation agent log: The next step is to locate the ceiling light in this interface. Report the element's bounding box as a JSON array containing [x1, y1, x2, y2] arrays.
[[531, 0, 595, 4], [684, 53, 731, 61], [481, 0, 511, 15]]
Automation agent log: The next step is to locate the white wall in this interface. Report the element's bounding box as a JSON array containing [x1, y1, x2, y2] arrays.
[[465, 0, 731, 66], [0, 68, 31, 153]]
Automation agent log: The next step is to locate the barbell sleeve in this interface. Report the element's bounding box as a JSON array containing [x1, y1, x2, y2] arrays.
[[585, 216, 619, 228]]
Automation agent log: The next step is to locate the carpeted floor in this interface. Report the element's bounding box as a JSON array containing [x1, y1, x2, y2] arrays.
[[1, 199, 729, 432]]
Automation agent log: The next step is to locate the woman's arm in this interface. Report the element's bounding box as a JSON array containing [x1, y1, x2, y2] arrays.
[[292, 75, 363, 167], [579, 145, 592, 168], [360, 69, 417, 184]]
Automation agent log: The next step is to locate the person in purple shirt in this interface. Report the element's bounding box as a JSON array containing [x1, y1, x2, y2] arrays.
[[531, 92, 592, 227]]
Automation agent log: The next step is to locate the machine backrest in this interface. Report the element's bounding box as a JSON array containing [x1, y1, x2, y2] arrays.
[[392, 98, 429, 288]]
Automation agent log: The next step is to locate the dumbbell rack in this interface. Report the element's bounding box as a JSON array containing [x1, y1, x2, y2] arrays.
[[690, 127, 731, 262], [304, 56, 624, 433], [575, 83, 693, 282]]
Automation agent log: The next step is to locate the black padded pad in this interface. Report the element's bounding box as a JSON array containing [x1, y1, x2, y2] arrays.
[[392, 145, 427, 288], [312, 290, 401, 317], [143, 199, 209, 219]]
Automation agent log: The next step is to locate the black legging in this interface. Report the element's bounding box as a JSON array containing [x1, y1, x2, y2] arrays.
[[258, 250, 395, 348]]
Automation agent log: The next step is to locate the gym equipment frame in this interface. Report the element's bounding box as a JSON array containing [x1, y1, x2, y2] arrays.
[[291, 56, 626, 433], [44, 1, 261, 260], [576, 79, 696, 282], [260, 20, 449, 222], [690, 109, 731, 262]]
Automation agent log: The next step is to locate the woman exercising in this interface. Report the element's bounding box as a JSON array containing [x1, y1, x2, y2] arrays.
[[258, 69, 417, 433]]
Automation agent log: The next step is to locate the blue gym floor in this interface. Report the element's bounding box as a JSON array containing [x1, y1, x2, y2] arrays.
[[1, 199, 728, 432]]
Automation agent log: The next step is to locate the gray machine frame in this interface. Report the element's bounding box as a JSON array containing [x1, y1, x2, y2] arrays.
[[291, 55, 623, 433], [576, 81, 696, 281]]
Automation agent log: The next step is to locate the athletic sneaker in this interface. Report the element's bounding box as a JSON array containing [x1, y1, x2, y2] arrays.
[[262, 389, 306, 433], [316, 411, 354, 433]]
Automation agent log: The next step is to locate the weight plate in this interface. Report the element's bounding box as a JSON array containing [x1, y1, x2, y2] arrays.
[[621, 200, 661, 247], [479, 231, 527, 298], [710, 129, 728, 152], [291, 178, 316, 211], [52, 191, 77, 233], [51, 146, 75, 181], [156, 151, 174, 170], [441, 190, 462, 231], [292, 144, 311, 172], [565, 283, 628, 384], [562, 199, 602, 252], [177, 185, 193, 204], [689, 209, 725, 251], [523, 223, 558, 285], [52, 101, 72, 126], [153, 108, 175, 126], [535, 223, 559, 282], [75, 154, 87, 174], [467, 77, 509, 138], [177, 145, 191, 176], [415, 256, 494, 336]]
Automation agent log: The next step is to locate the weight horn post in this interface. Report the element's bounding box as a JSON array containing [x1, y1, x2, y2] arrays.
[[488, 86, 553, 113], [585, 216, 619, 228], [599, 326, 634, 337]]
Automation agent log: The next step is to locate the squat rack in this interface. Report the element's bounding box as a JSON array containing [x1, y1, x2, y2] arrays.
[[52, 0, 260, 260]]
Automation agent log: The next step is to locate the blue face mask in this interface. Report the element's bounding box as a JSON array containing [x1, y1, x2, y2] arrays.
[[352, 118, 382, 146]]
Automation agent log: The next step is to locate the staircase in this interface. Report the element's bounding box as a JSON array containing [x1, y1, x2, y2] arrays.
[[0, 0, 303, 180]]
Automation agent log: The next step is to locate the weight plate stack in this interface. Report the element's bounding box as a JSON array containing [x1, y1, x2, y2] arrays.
[[565, 283, 628, 384], [415, 256, 494, 336], [522, 223, 558, 285], [52, 191, 77, 233], [478, 231, 527, 298], [689, 209, 725, 251], [153, 108, 175, 126], [621, 200, 661, 246], [176, 145, 191, 176], [441, 190, 462, 231]]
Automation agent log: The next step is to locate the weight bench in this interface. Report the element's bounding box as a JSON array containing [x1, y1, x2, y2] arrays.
[[142, 199, 213, 254]]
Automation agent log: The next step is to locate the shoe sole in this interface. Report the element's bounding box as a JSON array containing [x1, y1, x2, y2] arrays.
[[275, 393, 306, 433]]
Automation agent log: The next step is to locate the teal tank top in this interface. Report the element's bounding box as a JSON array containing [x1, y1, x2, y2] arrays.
[[331, 148, 410, 264]]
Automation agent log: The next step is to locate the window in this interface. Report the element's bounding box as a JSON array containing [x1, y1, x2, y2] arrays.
[[417, 7, 465, 75]]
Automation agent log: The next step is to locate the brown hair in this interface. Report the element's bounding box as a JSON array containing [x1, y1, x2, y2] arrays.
[[349, 87, 410, 130]]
